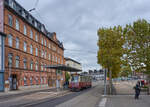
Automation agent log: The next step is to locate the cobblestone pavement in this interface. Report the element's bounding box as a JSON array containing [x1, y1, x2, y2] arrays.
[[98, 80, 150, 107], [105, 95, 150, 107]]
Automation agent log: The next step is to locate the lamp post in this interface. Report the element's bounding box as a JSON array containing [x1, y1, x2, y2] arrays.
[[104, 68, 107, 96]]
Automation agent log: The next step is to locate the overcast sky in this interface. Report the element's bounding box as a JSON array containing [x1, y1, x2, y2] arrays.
[[16, 0, 150, 71]]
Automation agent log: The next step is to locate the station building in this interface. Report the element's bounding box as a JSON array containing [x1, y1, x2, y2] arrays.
[[0, 0, 65, 91]]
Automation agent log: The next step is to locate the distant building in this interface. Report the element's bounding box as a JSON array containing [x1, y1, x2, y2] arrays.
[[88, 69, 104, 80], [0, 0, 65, 91], [65, 57, 82, 74]]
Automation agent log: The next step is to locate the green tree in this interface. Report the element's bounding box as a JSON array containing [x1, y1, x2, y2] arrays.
[[65, 72, 70, 82], [97, 26, 125, 94], [97, 26, 125, 78], [124, 19, 150, 74]]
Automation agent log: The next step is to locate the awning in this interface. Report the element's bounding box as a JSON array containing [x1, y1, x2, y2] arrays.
[[46, 64, 82, 72]]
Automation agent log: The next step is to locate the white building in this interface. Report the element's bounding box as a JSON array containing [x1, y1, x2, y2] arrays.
[[65, 57, 82, 73]]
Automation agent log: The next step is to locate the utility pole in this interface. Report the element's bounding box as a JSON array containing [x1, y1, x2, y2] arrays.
[[109, 67, 112, 95], [104, 68, 107, 96]]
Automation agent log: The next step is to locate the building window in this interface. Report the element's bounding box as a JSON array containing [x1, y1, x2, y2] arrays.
[[8, 53, 13, 67], [8, 0, 13, 8], [8, 14, 13, 27], [22, 10, 26, 18], [23, 58, 27, 69], [56, 56, 57, 62], [24, 25, 27, 35], [41, 38, 43, 45], [41, 63, 43, 71], [45, 51, 47, 59], [30, 45, 33, 54], [30, 30, 33, 39], [15, 56, 19, 68], [8, 34, 12, 47], [36, 77, 38, 85], [16, 19, 19, 30], [30, 60, 33, 70], [16, 37, 19, 49], [49, 43, 51, 49], [44, 40, 46, 46], [30, 77, 33, 85], [36, 48, 38, 56], [24, 77, 27, 86], [41, 50, 44, 58], [24, 42, 27, 52], [35, 33, 38, 42], [45, 64, 46, 71], [58, 58, 60, 64], [35, 61, 38, 71], [49, 54, 51, 60], [53, 55, 55, 62]]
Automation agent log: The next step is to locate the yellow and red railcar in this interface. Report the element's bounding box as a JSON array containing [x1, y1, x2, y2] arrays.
[[69, 74, 92, 91]]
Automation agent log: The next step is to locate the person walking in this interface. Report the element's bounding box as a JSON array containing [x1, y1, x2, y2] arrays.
[[134, 84, 141, 99]]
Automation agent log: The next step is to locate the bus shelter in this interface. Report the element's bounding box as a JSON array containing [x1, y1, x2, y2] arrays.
[[46, 64, 82, 90]]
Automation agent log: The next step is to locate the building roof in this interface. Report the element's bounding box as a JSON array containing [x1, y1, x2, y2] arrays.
[[65, 57, 81, 65], [4, 0, 64, 50], [46, 64, 82, 72]]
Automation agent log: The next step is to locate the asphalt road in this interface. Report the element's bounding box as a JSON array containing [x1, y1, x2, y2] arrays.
[[22, 81, 104, 107], [0, 81, 104, 107]]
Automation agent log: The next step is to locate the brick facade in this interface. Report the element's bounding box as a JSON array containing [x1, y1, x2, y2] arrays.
[[2, 0, 65, 91]]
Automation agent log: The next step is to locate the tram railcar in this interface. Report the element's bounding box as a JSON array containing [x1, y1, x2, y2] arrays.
[[69, 75, 92, 91]]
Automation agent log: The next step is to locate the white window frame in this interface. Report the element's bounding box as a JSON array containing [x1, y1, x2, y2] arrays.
[[24, 42, 27, 52], [35, 61, 38, 71], [30, 60, 33, 70], [8, 34, 13, 47], [36, 48, 38, 56], [30, 44, 33, 54], [8, 14, 13, 27], [24, 25, 27, 35], [16, 19, 19, 30], [16, 37, 19, 49], [15, 56, 19, 68], [30, 30, 33, 39]]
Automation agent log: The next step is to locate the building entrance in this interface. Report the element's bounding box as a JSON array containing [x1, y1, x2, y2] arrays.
[[10, 74, 17, 90]]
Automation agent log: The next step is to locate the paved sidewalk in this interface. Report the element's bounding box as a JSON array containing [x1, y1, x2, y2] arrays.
[[98, 81, 150, 107], [0, 86, 58, 99], [105, 95, 150, 107]]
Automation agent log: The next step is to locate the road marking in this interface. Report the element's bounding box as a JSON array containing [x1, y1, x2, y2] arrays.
[[99, 98, 107, 107]]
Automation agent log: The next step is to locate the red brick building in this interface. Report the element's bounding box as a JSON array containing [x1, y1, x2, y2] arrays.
[[0, 0, 65, 91]]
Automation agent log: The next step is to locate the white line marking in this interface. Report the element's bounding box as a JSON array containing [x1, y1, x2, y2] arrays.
[[99, 98, 107, 107]]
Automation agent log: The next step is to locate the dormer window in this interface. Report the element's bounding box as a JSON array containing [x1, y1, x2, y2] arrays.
[[26, 14, 29, 20], [22, 10, 25, 18], [41, 25, 44, 32], [35, 21, 38, 28], [8, 0, 13, 8]]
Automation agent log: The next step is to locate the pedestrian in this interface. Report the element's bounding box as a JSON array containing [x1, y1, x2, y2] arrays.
[[134, 84, 141, 99]]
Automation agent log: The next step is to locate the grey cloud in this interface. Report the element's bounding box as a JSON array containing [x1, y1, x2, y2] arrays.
[[16, 0, 150, 71]]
